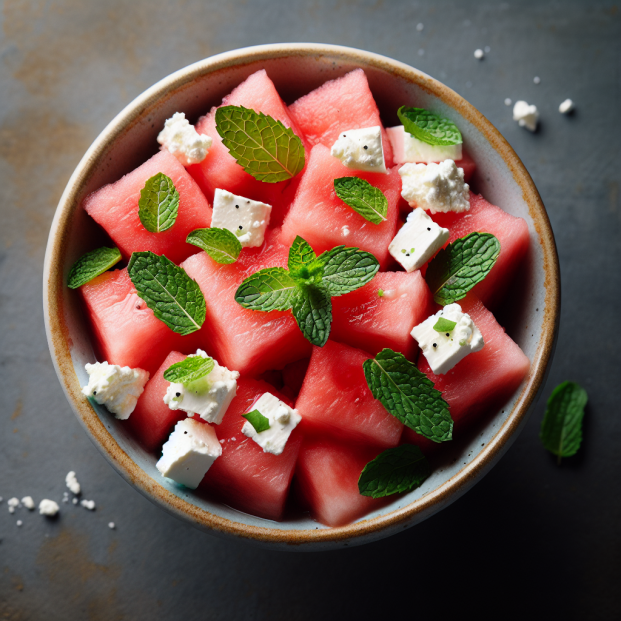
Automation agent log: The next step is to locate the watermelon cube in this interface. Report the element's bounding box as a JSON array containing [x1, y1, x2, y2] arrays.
[[295, 340, 403, 449], [180, 229, 312, 377], [83, 150, 212, 264], [281, 358, 310, 400], [331, 270, 433, 359], [280, 144, 401, 268], [200, 378, 302, 521]]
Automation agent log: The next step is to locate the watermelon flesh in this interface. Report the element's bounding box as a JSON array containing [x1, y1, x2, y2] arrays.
[[331, 270, 433, 359], [280, 144, 401, 268], [281, 358, 310, 400], [199, 378, 302, 521], [83, 150, 212, 264], [295, 340, 403, 449]]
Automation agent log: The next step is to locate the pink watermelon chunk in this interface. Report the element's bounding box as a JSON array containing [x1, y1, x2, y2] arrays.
[[295, 340, 403, 449], [281, 358, 310, 401], [200, 378, 302, 521], [331, 270, 433, 359], [180, 229, 312, 376], [288, 69, 394, 167], [280, 144, 401, 268], [430, 192, 530, 309], [295, 434, 389, 527], [402, 294, 530, 446], [83, 150, 212, 264], [80, 269, 189, 375], [127, 351, 187, 451]]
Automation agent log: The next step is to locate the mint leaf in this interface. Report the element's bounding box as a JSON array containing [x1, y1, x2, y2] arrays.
[[433, 318, 457, 333], [163, 356, 214, 385], [242, 409, 271, 433], [333, 177, 388, 224], [67, 246, 121, 289], [138, 173, 179, 233], [292, 285, 332, 347], [128, 251, 206, 335], [288, 235, 317, 272], [397, 106, 463, 146], [186, 227, 242, 264], [215, 105, 305, 183], [235, 267, 297, 311], [358, 445, 431, 498], [363, 348, 453, 443], [318, 246, 380, 297], [425, 232, 501, 305], [540, 381, 588, 464]]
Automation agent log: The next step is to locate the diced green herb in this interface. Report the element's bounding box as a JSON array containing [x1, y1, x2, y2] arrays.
[[242, 409, 271, 433], [433, 318, 457, 333]]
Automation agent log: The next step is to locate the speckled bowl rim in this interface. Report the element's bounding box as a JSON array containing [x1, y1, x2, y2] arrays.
[[43, 43, 560, 548]]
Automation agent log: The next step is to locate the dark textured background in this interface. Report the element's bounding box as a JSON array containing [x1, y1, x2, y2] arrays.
[[1, 1, 620, 619]]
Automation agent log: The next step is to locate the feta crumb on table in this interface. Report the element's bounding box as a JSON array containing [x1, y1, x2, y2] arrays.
[[330, 126, 387, 173], [387, 125, 462, 165], [559, 99, 574, 114], [108, 522, 116, 530], [65, 471, 81, 495], [513, 100, 539, 132], [21, 496, 35, 510], [157, 112, 212, 166], [474, 48, 484, 59], [80, 499, 96, 511], [39, 499, 60, 517]]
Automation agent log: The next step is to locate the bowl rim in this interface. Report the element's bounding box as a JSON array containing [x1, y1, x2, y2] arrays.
[[43, 42, 560, 547]]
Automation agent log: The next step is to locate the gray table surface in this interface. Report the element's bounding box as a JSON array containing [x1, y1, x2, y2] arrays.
[[1, 1, 619, 619]]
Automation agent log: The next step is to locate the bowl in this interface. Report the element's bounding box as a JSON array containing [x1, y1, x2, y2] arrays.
[[43, 43, 560, 550]]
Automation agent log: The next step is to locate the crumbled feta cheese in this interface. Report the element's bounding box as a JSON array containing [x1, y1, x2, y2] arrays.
[[513, 100, 539, 132], [559, 99, 574, 114], [157, 112, 212, 166], [163, 350, 239, 424], [474, 48, 484, 60], [331, 126, 387, 173], [387, 126, 462, 165], [411, 303, 484, 375], [504, 98, 512, 106], [72, 498, 78, 505], [156, 418, 222, 489], [39, 499, 60, 516], [388, 208, 449, 272], [65, 471, 80, 495], [80, 499, 96, 511], [108, 522, 116, 529], [82, 362, 149, 420], [21, 496, 35, 510], [241, 393, 302, 455], [211, 189, 272, 248], [7, 497, 19, 513], [399, 160, 470, 214], [533, 76, 541, 84], [16, 520, 22, 527], [341, 225, 350, 237]]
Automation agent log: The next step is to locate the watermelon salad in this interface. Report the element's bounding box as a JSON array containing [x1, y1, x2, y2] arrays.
[[69, 68, 531, 527]]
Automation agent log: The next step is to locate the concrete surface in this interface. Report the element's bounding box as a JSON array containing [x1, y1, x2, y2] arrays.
[[1, 1, 620, 619]]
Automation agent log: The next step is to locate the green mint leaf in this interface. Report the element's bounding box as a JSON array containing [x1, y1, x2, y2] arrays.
[[138, 173, 179, 233], [67, 246, 121, 289], [128, 251, 206, 336], [235, 267, 297, 311], [215, 105, 305, 183], [397, 106, 463, 146], [358, 445, 431, 498], [318, 246, 380, 297], [433, 318, 457, 333], [288, 236, 325, 286], [363, 348, 453, 443], [242, 409, 271, 433], [186, 227, 242, 264], [425, 232, 501, 305], [540, 381, 588, 465], [163, 356, 215, 385], [291, 286, 332, 347], [333, 177, 388, 224]]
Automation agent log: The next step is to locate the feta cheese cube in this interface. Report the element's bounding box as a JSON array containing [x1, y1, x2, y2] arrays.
[[241, 393, 302, 455], [156, 418, 222, 489], [513, 100, 539, 132], [388, 208, 450, 272], [163, 350, 239, 424], [330, 126, 387, 173], [82, 362, 149, 420], [399, 160, 470, 214], [410, 303, 484, 375], [211, 189, 272, 248], [387, 125, 462, 165], [157, 112, 212, 166]]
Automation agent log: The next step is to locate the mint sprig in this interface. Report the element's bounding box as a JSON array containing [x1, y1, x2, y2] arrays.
[[215, 105, 305, 183], [333, 177, 388, 224], [540, 381, 588, 465], [242, 409, 271, 433], [163, 356, 214, 385], [67, 246, 122, 289], [433, 318, 457, 333], [397, 106, 463, 146], [363, 348, 453, 443], [186, 227, 242, 264], [358, 445, 431, 498], [128, 251, 206, 336], [425, 232, 501, 305], [138, 173, 179, 233]]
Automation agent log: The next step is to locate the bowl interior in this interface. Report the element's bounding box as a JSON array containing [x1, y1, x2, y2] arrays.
[[44, 44, 558, 550]]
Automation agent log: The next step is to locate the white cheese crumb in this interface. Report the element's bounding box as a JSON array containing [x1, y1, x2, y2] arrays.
[[504, 98, 512, 106], [21, 496, 35, 510], [80, 499, 96, 511], [474, 49, 484, 60], [341, 225, 350, 237], [72, 498, 78, 505], [559, 99, 574, 114], [513, 100, 539, 132], [157, 112, 212, 166], [65, 471, 81, 495], [533, 76, 541, 84], [381, 289, 396, 299], [331, 126, 387, 173], [387, 125, 462, 164], [416, 22, 424, 31], [16, 520, 23, 527], [8, 497, 19, 513], [108, 522, 116, 530], [399, 160, 470, 214], [39, 499, 60, 516]]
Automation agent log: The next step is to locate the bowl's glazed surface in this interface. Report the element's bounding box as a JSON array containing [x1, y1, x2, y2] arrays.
[[43, 43, 559, 550]]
